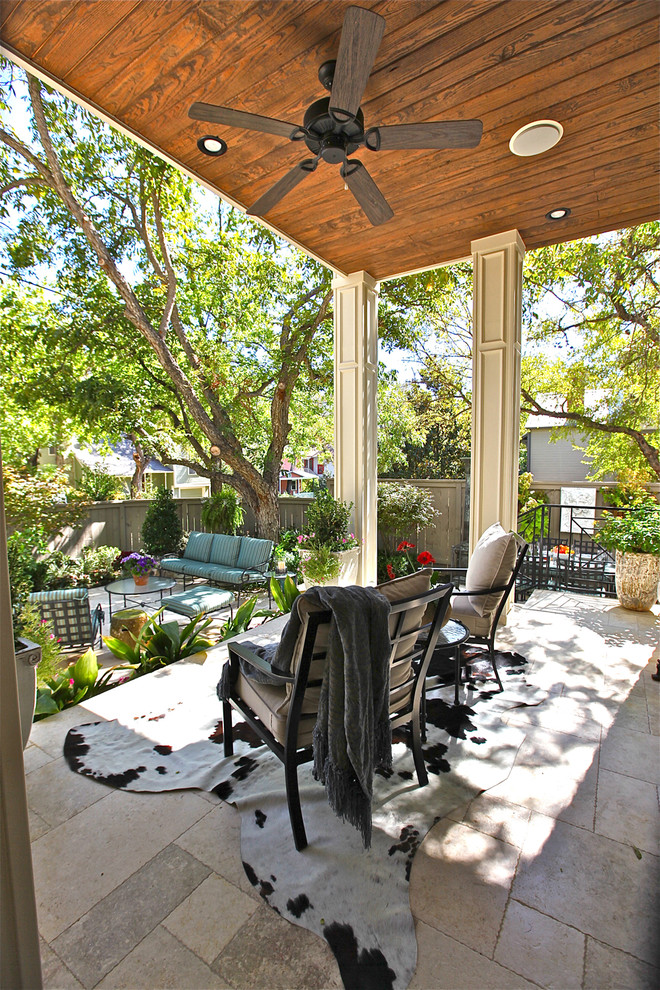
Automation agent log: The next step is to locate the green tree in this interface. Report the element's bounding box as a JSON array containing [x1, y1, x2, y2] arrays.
[[521, 224, 659, 481], [0, 66, 423, 534], [141, 487, 183, 557]]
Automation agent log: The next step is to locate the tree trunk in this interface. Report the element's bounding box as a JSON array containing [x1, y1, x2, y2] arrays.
[[252, 488, 281, 541]]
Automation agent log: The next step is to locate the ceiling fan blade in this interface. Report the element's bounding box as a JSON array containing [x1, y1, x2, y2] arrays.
[[341, 160, 393, 226], [329, 6, 386, 123], [366, 120, 483, 151], [189, 102, 298, 139], [247, 160, 317, 217]]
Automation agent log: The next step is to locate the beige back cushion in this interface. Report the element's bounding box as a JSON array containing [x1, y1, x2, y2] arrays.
[[376, 568, 433, 658], [465, 523, 517, 616]]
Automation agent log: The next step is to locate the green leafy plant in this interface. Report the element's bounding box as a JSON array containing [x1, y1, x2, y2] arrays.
[[14, 602, 65, 682], [600, 484, 657, 511], [271, 529, 302, 573], [34, 647, 127, 719], [141, 487, 184, 556], [77, 465, 125, 501], [217, 595, 273, 641], [269, 575, 301, 615], [597, 507, 660, 556], [303, 486, 356, 551], [517, 472, 550, 542], [103, 609, 214, 672], [377, 482, 438, 553], [201, 488, 244, 535], [299, 545, 341, 585]]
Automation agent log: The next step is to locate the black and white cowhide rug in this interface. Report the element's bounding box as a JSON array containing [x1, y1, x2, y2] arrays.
[[64, 650, 541, 990]]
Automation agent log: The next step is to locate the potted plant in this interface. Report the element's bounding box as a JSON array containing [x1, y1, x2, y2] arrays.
[[201, 487, 244, 535], [298, 486, 360, 589], [122, 551, 157, 587], [597, 506, 660, 611]]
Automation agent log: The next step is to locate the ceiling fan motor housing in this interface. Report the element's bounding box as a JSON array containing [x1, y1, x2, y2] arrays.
[[302, 97, 364, 159]]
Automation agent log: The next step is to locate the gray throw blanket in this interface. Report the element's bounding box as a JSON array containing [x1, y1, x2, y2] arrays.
[[218, 586, 392, 847]]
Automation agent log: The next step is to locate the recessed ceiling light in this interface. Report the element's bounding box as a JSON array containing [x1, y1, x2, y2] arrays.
[[545, 207, 572, 221], [509, 120, 563, 157], [197, 135, 227, 156]]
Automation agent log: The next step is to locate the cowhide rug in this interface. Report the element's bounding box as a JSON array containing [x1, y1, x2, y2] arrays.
[[64, 650, 542, 990]]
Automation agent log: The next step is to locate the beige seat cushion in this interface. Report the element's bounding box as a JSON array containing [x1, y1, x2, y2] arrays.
[[447, 595, 492, 637], [465, 523, 517, 616]]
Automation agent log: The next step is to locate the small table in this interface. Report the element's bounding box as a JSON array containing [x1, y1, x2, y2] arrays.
[[425, 619, 470, 706], [105, 576, 176, 619]]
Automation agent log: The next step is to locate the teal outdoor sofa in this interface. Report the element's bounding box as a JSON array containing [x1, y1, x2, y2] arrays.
[[160, 532, 273, 605]]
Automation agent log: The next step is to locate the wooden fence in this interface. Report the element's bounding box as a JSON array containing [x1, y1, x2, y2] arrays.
[[48, 479, 468, 565], [47, 479, 659, 566]]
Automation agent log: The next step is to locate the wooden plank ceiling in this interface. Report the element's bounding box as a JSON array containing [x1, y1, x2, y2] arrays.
[[1, 0, 658, 279]]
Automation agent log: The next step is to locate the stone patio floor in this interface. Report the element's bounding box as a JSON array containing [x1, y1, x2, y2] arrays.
[[23, 589, 659, 989]]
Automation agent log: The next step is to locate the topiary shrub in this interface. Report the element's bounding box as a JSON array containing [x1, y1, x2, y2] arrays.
[[141, 487, 183, 557]]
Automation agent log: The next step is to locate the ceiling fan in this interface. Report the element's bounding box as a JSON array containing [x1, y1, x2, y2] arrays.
[[189, 5, 483, 227]]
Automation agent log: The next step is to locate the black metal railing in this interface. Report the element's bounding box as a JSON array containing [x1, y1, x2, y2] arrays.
[[516, 502, 619, 599]]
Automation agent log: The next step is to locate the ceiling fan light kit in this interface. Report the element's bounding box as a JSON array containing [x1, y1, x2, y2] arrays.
[[188, 5, 483, 226], [509, 119, 563, 157]]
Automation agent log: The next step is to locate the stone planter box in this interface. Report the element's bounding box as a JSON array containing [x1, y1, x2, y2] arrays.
[[614, 550, 660, 611], [15, 636, 41, 748]]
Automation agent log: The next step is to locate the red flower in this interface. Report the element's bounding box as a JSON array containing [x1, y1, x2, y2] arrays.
[[397, 541, 416, 551], [386, 563, 396, 580], [417, 550, 436, 566]]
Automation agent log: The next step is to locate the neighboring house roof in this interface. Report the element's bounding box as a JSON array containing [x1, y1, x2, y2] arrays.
[[280, 460, 318, 481], [69, 438, 171, 476]]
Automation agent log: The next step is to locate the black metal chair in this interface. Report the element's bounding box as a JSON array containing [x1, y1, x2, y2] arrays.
[[432, 529, 528, 694], [222, 581, 453, 850]]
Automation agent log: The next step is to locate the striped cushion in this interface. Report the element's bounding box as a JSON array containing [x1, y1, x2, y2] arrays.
[[28, 588, 89, 603], [209, 534, 242, 567], [236, 537, 273, 570], [183, 531, 214, 563]]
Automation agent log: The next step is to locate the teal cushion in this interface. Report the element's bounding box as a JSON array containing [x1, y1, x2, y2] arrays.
[[236, 537, 273, 570], [183, 532, 214, 563], [161, 558, 196, 575], [165, 585, 233, 617], [209, 534, 241, 566], [193, 564, 250, 584], [28, 588, 89, 603]]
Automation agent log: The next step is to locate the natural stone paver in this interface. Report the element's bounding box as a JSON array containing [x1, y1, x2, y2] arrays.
[[27, 590, 659, 990]]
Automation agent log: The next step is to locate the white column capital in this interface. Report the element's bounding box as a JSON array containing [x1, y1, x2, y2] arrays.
[[471, 230, 526, 257], [331, 270, 380, 293]]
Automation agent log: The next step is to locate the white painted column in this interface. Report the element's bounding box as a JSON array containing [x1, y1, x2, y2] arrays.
[[470, 230, 526, 553], [333, 271, 379, 586]]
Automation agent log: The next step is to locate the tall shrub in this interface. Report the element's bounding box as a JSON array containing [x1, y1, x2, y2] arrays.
[[377, 482, 438, 553], [141, 488, 183, 557]]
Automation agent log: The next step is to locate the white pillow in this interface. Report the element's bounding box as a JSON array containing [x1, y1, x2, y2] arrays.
[[466, 522, 517, 616]]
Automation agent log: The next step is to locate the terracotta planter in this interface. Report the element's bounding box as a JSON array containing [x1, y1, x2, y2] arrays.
[[133, 574, 149, 587], [614, 550, 660, 611], [300, 547, 360, 590]]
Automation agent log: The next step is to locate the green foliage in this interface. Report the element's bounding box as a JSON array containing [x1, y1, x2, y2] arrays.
[[377, 482, 438, 553], [200, 488, 244, 535], [299, 545, 341, 585], [517, 472, 550, 542], [34, 648, 128, 719], [217, 595, 273, 641], [600, 484, 657, 510], [141, 487, 183, 556], [271, 529, 301, 572], [76, 465, 125, 501], [269, 575, 300, 615], [303, 486, 356, 551], [14, 603, 65, 683], [3, 463, 89, 539], [522, 223, 659, 481], [103, 609, 214, 672], [596, 508, 660, 556]]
